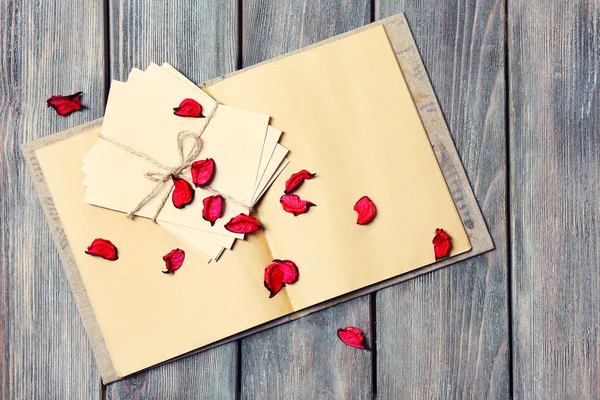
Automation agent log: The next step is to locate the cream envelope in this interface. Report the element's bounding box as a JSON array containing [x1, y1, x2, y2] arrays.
[[25, 15, 491, 383]]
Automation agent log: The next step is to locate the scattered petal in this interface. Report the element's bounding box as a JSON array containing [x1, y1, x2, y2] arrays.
[[274, 259, 299, 283], [173, 98, 205, 118], [432, 228, 452, 260], [191, 158, 215, 187], [163, 248, 185, 274], [264, 259, 299, 298], [284, 169, 316, 194], [85, 238, 118, 260], [337, 326, 367, 349], [354, 196, 376, 225], [171, 177, 194, 209], [202, 195, 224, 226], [47, 92, 85, 116], [224, 213, 262, 233], [280, 194, 316, 216]]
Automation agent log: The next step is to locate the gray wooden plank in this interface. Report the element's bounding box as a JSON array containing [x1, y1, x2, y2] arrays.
[[241, 298, 372, 399], [375, 2, 510, 399], [509, 1, 600, 398], [106, 344, 237, 399], [0, 0, 105, 398], [109, 0, 238, 84], [105, 1, 240, 398], [240, 1, 373, 399]]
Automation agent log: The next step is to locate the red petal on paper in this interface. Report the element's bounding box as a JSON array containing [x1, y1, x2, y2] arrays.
[[171, 177, 194, 209], [264, 263, 284, 298], [353, 196, 376, 225], [224, 213, 262, 233], [202, 195, 224, 226], [337, 326, 367, 349], [284, 169, 316, 194], [273, 259, 299, 284], [85, 238, 118, 260], [47, 92, 85, 116], [191, 158, 215, 187], [280, 194, 316, 216], [162, 248, 185, 274], [264, 259, 299, 298], [173, 98, 205, 118], [432, 228, 452, 260]]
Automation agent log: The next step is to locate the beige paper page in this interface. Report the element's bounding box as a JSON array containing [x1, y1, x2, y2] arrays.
[[205, 25, 471, 310], [36, 129, 293, 377], [34, 22, 472, 379]]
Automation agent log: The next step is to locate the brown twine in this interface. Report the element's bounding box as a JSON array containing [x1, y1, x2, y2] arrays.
[[98, 103, 253, 222]]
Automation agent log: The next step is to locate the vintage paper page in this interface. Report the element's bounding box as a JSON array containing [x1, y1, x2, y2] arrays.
[[26, 14, 491, 383], [36, 128, 293, 377], [205, 25, 472, 310], [33, 20, 472, 380]]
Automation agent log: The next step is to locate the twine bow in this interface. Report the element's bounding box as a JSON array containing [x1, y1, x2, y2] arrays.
[[98, 103, 253, 222]]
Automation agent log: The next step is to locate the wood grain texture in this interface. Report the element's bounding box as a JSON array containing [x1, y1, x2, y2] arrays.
[[241, 298, 372, 399], [108, 0, 238, 82], [510, 1, 600, 398], [240, 1, 372, 398], [105, 1, 240, 398], [0, 0, 105, 399], [242, 0, 371, 65], [375, 2, 510, 398], [106, 344, 237, 399]]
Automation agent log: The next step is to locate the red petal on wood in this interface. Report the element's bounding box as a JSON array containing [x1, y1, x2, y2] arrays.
[[85, 238, 118, 260], [173, 98, 205, 117], [337, 326, 367, 349], [353, 196, 376, 225], [264, 259, 299, 298], [280, 194, 316, 216], [162, 248, 185, 274], [202, 195, 224, 226], [224, 213, 262, 233], [191, 158, 215, 187], [171, 177, 195, 209], [432, 228, 452, 260], [284, 169, 316, 194], [47, 92, 85, 116]]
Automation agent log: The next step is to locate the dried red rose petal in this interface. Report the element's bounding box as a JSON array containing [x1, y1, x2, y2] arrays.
[[191, 158, 215, 187], [264, 259, 299, 298], [173, 98, 205, 118], [202, 195, 224, 226], [171, 177, 194, 209], [224, 213, 262, 233], [433, 228, 452, 260], [337, 326, 367, 350], [163, 248, 185, 274], [284, 169, 316, 194], [353, 196, 376, 225], [280, 194, 316, 216], [47, 92, 85, 116], [85, 238, 118, 260]]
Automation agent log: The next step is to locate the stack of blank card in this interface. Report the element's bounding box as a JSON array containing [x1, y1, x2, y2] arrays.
[[82, 63, 289, 261]]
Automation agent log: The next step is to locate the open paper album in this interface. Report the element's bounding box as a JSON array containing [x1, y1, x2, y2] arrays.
[[25, 14, 491, 382]]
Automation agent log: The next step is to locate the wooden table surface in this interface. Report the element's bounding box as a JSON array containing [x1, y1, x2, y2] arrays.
[[0, 0, 598, 398]]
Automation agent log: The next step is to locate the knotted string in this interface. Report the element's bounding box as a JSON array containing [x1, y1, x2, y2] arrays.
[[98, 103, 253, 222]]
